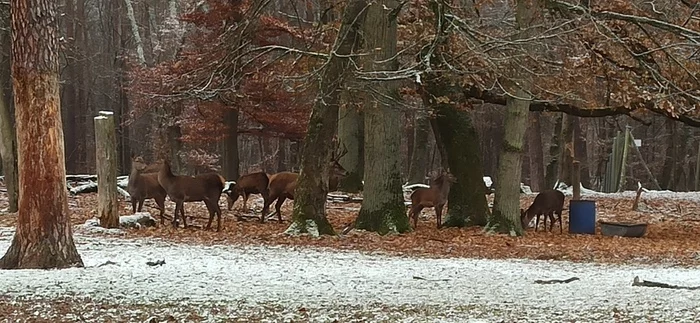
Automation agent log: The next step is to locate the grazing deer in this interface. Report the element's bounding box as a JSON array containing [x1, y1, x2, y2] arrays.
[[128, 156, 167, 224], [224, 171, 270, 213], [157, 160, 226, 231], [408, 171, 457, 229], [520, 189, 565, 233], [262, 143, 348, 223]]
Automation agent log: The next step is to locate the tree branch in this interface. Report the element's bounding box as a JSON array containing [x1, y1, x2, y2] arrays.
[[464, 86, 700, 127]]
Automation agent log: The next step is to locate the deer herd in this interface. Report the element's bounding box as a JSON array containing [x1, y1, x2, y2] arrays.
[[127, 145, 564, 233]]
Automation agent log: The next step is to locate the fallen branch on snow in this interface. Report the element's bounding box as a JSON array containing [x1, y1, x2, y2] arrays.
[[534, 277, 580, 284], [632, 276, 700, 290], [412, 276, 450, 282]]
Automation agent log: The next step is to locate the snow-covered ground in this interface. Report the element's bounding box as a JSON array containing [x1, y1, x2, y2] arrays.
[[0, 227, 699, 322]]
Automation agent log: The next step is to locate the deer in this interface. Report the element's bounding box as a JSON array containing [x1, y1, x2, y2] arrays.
[[224, 171, 271, 213], [520, 189, 565, 233], [262, 142, 349, 223], [157, 159, 226, 231], [127, 155, 167, 224], [407, 171, 457, 229]]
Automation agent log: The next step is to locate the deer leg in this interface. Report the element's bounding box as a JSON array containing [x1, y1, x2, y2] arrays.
[[275, 197, 286, 222], [436, 205, 444, 229], [131, 199, 138, 214], [557, 210, 563, 234], [204, 200, 215, 231], [137, 199, 145, 212], [535, 214, 540, 232], [172, 201, 180, 228], [411, 206, 423, 228], [241, 193, 249, 212], [179, 201, 188, 228], [216, 202, 223, 232], [261, 191, 270, 216], [155, 196, 165, 225]]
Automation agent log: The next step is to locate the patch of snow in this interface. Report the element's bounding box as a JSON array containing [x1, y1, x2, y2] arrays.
[[119, 213, 157, 229], [483, 176, 492, 188], [0, 227, 698, 321]]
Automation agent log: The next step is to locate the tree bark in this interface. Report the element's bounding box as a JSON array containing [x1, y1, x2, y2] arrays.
[[545, 113, 563, 189], [355, 0, 411, 234], [558, 113, 575, 186], [1, 0, 83, 269], [486, 0, 543, 235], [407, 109, 431, 184], [0, 15, 18, 212], [527, 112, 546, 192], [94, 111, 119, 228], [124, 0, 146, 66], [286, 0, 367, 236], [337, 91, 364, 192], [222, 108, 239, 180]]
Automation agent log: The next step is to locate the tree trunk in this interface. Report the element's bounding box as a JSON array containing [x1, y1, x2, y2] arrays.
[[558, 113, 574, 186], [1, 0, 83, 269], [286, 0, 367, 236], [407, 109, 431, 184], [486, 0, 542, 235], [527, 112, 546, 192], [124, 0, 146, 66], [222, 108, 239, 180], [277, 137, 286, 172], [0, 16, 18, 212], [573, 117, 590, 187], [94, 111, 119, 228], [355, 0, 411, 234], [661, 119, 675, 189], [545, 113, 563, 189], [418, 0, 490, 227], [337, 91, 364, 192]]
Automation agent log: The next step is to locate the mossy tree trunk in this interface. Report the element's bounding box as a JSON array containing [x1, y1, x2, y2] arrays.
[[0, 12, 18, 213], [485, 0, 543, 236], [407, 109, 431, 184], [337, 89, 364, 192], [1, 0, 83, 269], [417, 0, 490, 227], [285, 0, 367, 236], [355, 0, 411, 234]]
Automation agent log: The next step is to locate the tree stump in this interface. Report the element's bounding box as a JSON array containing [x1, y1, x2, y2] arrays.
[[95, 111, 119, 228]]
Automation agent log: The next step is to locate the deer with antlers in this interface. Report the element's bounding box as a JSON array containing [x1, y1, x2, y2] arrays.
[[261, 140, 349, 222]]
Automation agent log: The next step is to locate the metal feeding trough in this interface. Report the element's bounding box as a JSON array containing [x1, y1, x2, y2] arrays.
[[599, 221, 648, 238]]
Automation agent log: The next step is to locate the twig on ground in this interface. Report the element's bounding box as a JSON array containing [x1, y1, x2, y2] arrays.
[[632, 276, 700, 290], [534, 277, 580, 284]]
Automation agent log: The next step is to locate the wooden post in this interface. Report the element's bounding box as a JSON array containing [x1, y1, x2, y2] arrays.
[[95, 111, 119, 228], [572, 160, 581, 200]]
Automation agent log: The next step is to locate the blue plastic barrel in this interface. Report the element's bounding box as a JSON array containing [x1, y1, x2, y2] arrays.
[[569, 200, 596, 234]]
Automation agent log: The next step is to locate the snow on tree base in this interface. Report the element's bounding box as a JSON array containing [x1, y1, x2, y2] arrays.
[[77, 213, 157, 235]]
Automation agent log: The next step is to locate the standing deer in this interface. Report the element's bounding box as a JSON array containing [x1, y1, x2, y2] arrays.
[[408, 171, 457, 229], [262, 143, 349, 223], [127, 156, 166, 224], [224, 171, 270, 213], [157, 159, 226, 231], [520, 189, 565, 233]]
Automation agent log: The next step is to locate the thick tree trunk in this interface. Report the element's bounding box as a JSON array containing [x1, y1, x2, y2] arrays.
[[337, 92, 364, 192], [486, 0, 542, 235], [222, 108, 239, 180], [487, 87, 531, 235], [527, 112, 546, 192], [94, 111, 119, 228], [418, 0, 490, 227], [573, 117, 590, 187], [407, 109, 431, 184], [124, 0, 146, 66], [661, 119, 675, 189], [355, 0, 411, 234], [0, 18, 18, 212], [286, 0, 367, 236], [1, 0, 83, 269]]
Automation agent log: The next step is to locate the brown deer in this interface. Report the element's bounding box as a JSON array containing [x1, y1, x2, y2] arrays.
[[262, 143, 348, 223], [127, 156, 167, 224], [408, 171, 457, 229], [157, 159, 226, 231], [224, 171, 270, 213], [520, 189, 565, 233]]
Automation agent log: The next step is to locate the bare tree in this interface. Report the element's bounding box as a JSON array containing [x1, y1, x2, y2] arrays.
[[1, 0, 83, 269]]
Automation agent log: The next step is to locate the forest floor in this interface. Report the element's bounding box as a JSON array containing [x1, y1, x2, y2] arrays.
[[1, 185, 700, 321]]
